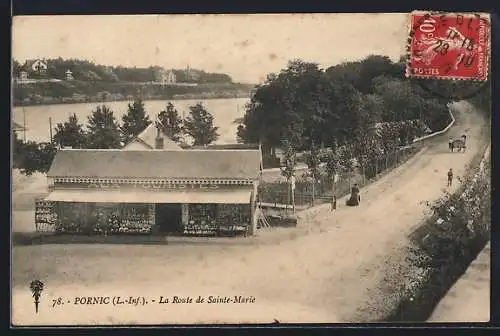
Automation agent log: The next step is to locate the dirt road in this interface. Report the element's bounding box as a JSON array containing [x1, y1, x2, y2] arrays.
[[12, 101, 489, 325]]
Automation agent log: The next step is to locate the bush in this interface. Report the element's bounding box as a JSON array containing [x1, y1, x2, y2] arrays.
[[386, 155, 490, 322], [14, 140, 57, 176], [412, 161, 490, 268]]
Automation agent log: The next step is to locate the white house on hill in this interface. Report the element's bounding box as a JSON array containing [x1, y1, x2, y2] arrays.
[[25, 59, 48, 73], [154, 69, 176, 85], [163, 70, 176, 84]]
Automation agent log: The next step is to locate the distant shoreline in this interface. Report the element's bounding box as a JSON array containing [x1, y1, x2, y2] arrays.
[[13, 79, 255, 108], [13, 92, 251, 108]]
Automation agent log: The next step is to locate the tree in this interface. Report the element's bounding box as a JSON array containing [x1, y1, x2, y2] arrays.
[[325, 147, 340, 192], [13, 60, 23, 77], [363, 94, 385, 123], [158, 102, 184, 142], [356, 55, 402, 93], [333, 84, 374, 145], [234, 54, 454, 168], [353, 133, 384, 179], [372, 76, 424, 122], [377, 123, 400, 154], [53, 113, 87, 148], [303, 141, 321, 204], [86, 105, 122, 149], [12, 131, 25, 168], [121, 98, 151, 143], [325, 61, 362, 89], [183, 103, 219, 146], [280, 139, 297, 208], [238, 60, 323, 152], [17, 141, 57, 176], [325, 143, 356, 195]]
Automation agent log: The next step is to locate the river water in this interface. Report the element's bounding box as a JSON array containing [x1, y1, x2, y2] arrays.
[[12, 98, 249, 144]]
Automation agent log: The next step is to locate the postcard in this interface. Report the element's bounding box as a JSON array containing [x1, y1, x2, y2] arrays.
[[11, 12, 491, 325]]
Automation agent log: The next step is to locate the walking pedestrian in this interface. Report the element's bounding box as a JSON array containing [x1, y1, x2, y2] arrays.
[[448, 138, 453, 151], [447, 168, 454, 187]]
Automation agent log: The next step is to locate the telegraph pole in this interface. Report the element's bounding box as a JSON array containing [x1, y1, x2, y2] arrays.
[[49, 117, 53, 143], [23, 108, 26, 142]]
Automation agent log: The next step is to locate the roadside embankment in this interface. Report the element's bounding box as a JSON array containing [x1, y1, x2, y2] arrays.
[[380, 144, 490, 322]]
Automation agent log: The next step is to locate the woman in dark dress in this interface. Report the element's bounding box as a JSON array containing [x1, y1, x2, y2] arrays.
[[346, 183, 360, 206]]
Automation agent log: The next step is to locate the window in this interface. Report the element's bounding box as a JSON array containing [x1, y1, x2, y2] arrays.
[[185, 204, 217, 236], [217, 204, 251, 234]]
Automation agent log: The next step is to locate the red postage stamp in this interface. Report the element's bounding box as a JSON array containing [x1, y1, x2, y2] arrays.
[[406, 11, 490, 81]]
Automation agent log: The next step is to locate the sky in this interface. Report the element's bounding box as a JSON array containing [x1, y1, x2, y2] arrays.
[[12, 13, 409, 84]]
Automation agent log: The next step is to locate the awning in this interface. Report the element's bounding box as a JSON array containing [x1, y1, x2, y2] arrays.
[[44, 189, 252, 204]]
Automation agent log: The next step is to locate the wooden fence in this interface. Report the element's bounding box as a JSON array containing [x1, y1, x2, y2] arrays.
[[257, 145, 419, 207]]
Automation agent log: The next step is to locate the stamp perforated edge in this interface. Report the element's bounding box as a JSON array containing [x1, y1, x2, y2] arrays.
[[405, 10, 491, 82]]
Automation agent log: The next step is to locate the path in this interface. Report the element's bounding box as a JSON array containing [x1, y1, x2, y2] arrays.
[[12, 101, 489, 325]]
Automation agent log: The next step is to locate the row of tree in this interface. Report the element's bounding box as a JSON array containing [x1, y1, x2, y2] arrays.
[[13, 99, 220, 175], [54, 99, 220, 149], [13, 58, 234, 84], [239, 55, 488, 204], [237, 55, 452, 154]]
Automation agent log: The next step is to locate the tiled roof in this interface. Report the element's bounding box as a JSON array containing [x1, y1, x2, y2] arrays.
[[47, 149, 262, 180], [122, 123, 182, 150]]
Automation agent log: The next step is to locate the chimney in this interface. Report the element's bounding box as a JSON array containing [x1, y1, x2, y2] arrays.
[[154, 121, 164, 149]]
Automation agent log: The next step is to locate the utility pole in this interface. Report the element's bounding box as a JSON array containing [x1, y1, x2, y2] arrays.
[[23, 108, 26, 142], [49, 117, 53, 143]]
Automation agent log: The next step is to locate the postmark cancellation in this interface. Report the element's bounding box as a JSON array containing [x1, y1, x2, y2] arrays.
[[406, 11, 490, 81]]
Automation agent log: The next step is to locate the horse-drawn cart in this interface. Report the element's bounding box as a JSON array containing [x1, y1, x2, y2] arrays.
[[449, 135, 467, 152]]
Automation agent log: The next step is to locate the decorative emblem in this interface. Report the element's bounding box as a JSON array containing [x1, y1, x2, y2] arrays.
[[29, 279, 44, 313]]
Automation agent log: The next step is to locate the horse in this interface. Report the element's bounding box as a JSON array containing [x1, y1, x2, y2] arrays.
[[450, 135, 467, 152]]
